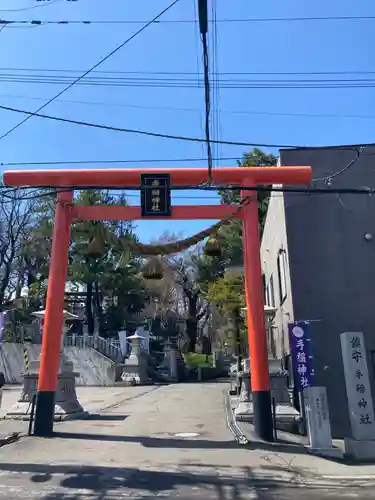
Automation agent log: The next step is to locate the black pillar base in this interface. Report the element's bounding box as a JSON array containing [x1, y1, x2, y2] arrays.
[[33, 391, 56, 437], [252, 390, 274, 442]]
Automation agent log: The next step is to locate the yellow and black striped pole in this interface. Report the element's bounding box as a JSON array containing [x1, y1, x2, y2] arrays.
[[23, 346, 29, 372]]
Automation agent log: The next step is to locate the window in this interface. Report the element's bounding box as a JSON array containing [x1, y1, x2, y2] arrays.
[[262, 273, 266, 304], [269, 274, 275, 307], [265, 284, 270, 307], [277, 249, 288, 304]]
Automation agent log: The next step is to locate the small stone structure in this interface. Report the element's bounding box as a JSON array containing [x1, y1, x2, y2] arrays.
[[6, 357, 88, 421], [234, 359, 298, 425], [6, 310, 87, 421], [162, 341, 178, 381], [119, 332, 152, 386], [236, 359, 290, 404], [341, 332, 375, 460], [304, 385, 342, 458]]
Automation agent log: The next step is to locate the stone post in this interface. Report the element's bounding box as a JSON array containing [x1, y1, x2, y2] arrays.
[[169, 349, 178, 381], [240, 373, 251, 403], [304, 386, 342, 458], [341, 332, 375, 460]]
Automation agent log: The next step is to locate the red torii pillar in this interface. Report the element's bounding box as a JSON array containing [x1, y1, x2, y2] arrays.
[[3, 166, 311, 440]]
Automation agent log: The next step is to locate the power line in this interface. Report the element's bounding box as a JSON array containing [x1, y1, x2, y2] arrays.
[[0, 0, 180, 143], [312, 147, 365, 183], [0, 0, 61, 12], [197, 0, 213, 183], [0, 101, 372, 150], [210, 0, 221, 169], [2, 73, 375, 89], [1, 91, 375, 121], [0, 156, 242, 167], [2, 15, 375, 25], [0, 67, 374, 76], [2, 185, 375, 203]]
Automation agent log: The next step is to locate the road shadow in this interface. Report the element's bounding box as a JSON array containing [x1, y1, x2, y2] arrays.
[[0, 461, 361, 499], [52, 431, 241, 449], [50, 414, 307, 455], [50, 430, 326, 458]]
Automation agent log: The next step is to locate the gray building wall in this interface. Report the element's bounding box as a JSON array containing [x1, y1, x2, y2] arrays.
[[262, 146, 375, 438], [260, 180, 294, 360]]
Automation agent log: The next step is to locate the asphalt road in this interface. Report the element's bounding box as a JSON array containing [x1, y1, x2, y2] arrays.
[[0, 465, 370, 499], [0, 382, 372, 499]]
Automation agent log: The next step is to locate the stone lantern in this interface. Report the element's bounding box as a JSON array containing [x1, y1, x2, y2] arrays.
[[119, 332, 151, 386], [6, 309, 87, 421]]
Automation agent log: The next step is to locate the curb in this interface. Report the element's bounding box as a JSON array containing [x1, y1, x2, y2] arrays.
[[223, 388, 249, 445], [224, 390, 375, 484], [0, 432, 21, 448], [322, 475, 375, 481]]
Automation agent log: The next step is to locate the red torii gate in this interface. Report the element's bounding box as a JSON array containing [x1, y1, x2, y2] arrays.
[[4, 165, 312, 441]]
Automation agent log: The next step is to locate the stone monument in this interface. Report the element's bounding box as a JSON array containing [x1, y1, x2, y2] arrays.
[[119, 332, 151, 385], [6, 309, 88, 421], [304, 386, 342, 458], [341, 332, 375, 460]]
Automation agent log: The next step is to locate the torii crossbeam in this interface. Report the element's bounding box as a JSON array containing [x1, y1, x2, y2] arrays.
[[3, 165, 312, 441]]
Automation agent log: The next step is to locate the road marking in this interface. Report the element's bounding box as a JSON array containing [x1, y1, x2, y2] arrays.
[[174, 432, 200, 438]]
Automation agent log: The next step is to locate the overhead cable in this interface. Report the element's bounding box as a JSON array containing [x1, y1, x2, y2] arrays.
[[0, 156, 242, 168], [197, 0, 213, 183], [1, 67, 375, 76], [0, 0, 61, 13], [312, 147, 365, 183], [2, 15, 375, 25], [2, 72, 375, 89], [0, 0, 180, 142], [1, 185, 375, 203], [1, 91, 375, 121], [0, 101, 373, 150]]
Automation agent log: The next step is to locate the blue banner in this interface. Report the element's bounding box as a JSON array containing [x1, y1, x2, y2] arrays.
[[288, 321, 315, 391]]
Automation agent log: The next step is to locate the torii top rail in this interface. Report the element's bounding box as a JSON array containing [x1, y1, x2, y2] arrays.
[[3, 166, 311, 188], [3, 166, 311, 220]]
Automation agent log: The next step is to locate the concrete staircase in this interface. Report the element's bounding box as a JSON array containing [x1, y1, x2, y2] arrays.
[[64, 335, 123, 363]]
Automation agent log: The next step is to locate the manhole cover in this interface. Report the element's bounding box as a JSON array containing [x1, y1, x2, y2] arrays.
[[174, 432, 200, 438]]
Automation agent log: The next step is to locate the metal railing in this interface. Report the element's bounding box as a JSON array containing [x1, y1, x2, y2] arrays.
[[3, 324, 150, 362], [63, 334, 149, 361], [64, 335, 122, 361]]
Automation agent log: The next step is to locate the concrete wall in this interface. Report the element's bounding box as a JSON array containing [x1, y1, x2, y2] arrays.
[[0, 343, 116, 386], [0, 343, 41, 384], [261, 147, 375, 438], [260, 179, 295, 359]]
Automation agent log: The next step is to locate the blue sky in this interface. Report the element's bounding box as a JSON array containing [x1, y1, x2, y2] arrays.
[[0, 0, 374, 241]]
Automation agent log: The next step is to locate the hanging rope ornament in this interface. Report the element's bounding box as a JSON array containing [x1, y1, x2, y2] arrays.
[[203, 237, 221, 257], [92, 198, 249, 262], [141, 257, 164, 280], [86, 224, 106, 259]]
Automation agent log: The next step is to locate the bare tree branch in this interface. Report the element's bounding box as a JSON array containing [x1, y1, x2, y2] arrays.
[[0, 190, 41, 304]]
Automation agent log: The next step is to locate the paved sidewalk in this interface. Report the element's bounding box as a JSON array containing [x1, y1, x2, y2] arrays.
[[0, 384, 157, 442], [0, 381, 373, 498]]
